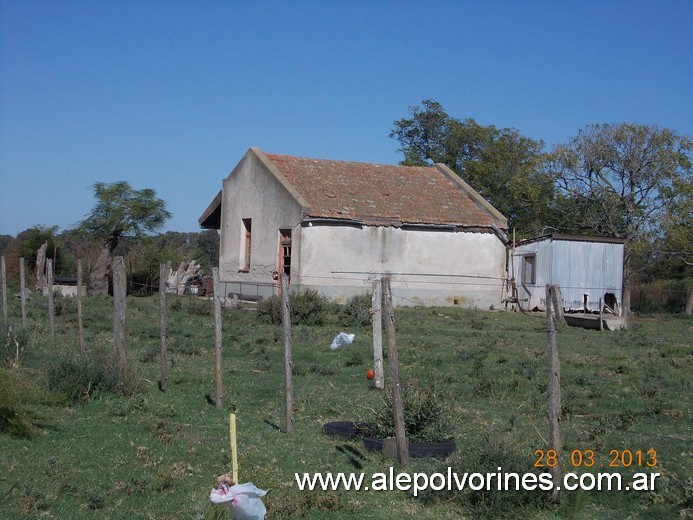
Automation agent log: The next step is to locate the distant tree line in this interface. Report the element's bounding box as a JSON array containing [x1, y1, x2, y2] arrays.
[[0, 226, 219, 294], [391, 100, 692, 312]]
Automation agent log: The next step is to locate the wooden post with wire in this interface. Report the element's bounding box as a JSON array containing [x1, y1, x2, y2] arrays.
[[76, 259, 85, 356], [546, 284, 563, 503], [47, 259, 56, 350], [212, 267, 223, 408], [1, 255, 7, 332], [281, 273, 293, 434], [159, 263, 168, 391], [382, 277, 409, 468], [372, 279, 384, 389], [229, 413, 239, 484], [20, 258, 27, 329], [113, 256, 128, 366]]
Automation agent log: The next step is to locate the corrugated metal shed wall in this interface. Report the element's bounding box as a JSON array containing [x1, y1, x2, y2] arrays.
[[552, 240, 623, 312], [512, 237, 624, 312]]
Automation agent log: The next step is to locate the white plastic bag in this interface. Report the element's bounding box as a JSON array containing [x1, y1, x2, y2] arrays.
[[330, 332, 355, 350], [209, 482, 268, 520]]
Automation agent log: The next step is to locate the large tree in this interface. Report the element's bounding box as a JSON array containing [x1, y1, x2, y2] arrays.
[[390, 99, 553, 235], [79, 182, 171, 295], [547, 123, 693, 312]]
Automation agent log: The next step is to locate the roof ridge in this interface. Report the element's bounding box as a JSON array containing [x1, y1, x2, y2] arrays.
[[264, 152, 437, 171]]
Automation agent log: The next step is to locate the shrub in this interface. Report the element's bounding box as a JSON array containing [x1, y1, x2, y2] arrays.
[[46, 353, 140, 403], [0, 369, 53, 438], [338, 293, 373, 327], [257, 295, 282, 325], [291, 289, 330, 325], [257, 289, 331, 326], [369, 380, 454, 443]]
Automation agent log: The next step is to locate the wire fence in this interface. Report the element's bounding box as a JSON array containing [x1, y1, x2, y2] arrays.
[[0, 253, 690, 315]]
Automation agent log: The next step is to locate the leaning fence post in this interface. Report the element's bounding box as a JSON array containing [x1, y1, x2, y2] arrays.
[[113, 256, 128, 366], [382, 277, 409, 468], [546, 284, 563, 503], [159, 263, 168, 391], [212, 267, 223, 409], [47, 259, 56, 350], [20, 258, 27, 329], [281, 273, 293, 434], [372, 279, 384, 390]]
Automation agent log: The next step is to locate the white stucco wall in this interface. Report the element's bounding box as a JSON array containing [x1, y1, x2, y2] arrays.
[[218, 152, 303, 293], [296, 224, 506, 307]]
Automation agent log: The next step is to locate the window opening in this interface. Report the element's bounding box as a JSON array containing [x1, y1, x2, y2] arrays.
[[279, 229, 292, 278], [241, 218, 252, 272], [522, 254, 536, 285]]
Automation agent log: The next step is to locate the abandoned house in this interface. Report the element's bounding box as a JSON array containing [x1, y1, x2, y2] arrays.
[[199, 147, 509, 307], [510, 234, 626, 313]]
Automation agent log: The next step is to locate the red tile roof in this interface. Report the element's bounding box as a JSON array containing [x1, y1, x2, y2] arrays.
[[265, 153, 503, 228]]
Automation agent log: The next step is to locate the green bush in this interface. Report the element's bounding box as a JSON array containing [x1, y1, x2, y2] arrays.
[[338, 293, 373, 327], [257, 295, 282, 325], [46, 353, 140, 403], [0, 369, 53, 438], [370, 380, 454, 443], [257, 289, 331, 326]]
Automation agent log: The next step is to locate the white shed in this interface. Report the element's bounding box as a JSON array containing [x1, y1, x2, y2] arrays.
[[511, 234, 625, 313]]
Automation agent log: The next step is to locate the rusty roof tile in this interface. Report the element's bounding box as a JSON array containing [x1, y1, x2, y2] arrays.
[[265, 153, 500, 228]]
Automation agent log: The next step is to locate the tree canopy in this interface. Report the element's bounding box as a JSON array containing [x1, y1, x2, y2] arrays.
[[547, 123, 692, 310], [389, 99, 553, 235], [78, 181, 171, 295], [79, 181, 172, 252], [548, 123, 692, 241]]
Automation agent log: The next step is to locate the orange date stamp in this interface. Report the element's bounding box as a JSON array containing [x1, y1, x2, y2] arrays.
[[533, 449, 657, 468]]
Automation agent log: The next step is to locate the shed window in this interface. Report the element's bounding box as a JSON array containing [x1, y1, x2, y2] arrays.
[[240, 218, 252, 272], [522, 254, 536, 285]]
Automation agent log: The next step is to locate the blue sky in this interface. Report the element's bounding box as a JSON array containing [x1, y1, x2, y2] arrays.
[[1, 0, 691, 237]]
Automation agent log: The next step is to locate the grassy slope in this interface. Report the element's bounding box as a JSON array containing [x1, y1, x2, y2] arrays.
[[0, 294, 690, 519]]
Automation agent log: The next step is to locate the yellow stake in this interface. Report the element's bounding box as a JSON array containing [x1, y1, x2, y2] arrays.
[[230, 413, 239, 484]]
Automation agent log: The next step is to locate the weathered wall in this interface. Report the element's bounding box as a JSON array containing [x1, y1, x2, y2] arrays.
[[218, 151, 303, 289], [296, 224, 506, 307]]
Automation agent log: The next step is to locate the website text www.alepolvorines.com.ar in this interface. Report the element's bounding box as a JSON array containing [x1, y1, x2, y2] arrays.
[[294, 467, 660, 496]]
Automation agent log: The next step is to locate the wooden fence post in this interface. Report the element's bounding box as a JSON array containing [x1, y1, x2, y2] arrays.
[[372, 279, 384, 390], [76, 259, 85, 356], [20, 258, 27, 329], [112, 256, 128, 366], [47, 259, 56, 350], [382, 277, 409, 468], [36, 242, 47, 295], [212, 268, 223, 408], [1, 255, 7, 332], [546, 284, 563, 503], [159, 263, 168, 391], [281, 273, 293, 434]]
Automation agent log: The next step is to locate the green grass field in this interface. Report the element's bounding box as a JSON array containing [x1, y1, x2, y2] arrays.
[[0, 291, 690, 519]]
